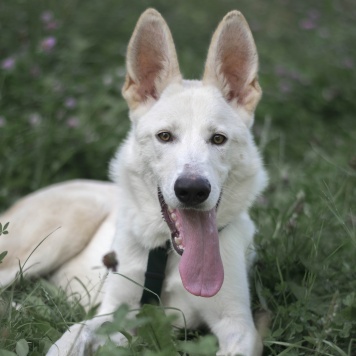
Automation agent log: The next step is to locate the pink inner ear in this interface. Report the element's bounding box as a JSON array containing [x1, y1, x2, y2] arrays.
[[132, 24, 166, 101], [219, 31, 252, 103]]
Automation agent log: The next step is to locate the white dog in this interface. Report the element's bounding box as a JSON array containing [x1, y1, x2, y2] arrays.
[[0, 9, 267, 355]]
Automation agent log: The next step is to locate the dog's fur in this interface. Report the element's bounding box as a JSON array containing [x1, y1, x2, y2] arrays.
[[0, 9, 267, 355]]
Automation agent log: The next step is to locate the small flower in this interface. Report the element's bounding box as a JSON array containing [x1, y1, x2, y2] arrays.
[[299, 18, 316, 30], [66, 117, 80, 128], [1, 57, 16, 71], [65, 97, 77, 109], [300, 9, 320, 31], [0, 116, 6, 127], [41, 11, 53, 23], [41, 11, 59, 30], [278, 80, 292, 94], [41, 36, 57, 52]]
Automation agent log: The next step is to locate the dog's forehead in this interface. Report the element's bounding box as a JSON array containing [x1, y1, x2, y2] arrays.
[[152, 83, 242, 127]]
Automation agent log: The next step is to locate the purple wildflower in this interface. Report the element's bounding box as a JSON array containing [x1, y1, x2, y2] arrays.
[[65, 97, 77, 109], [1, 57, 16, 70], [41, 11, 53, 23], [279, 80, 292, 94], [300, 8, 320, 30], [299, 18, 316, 30], [66, 117, 80, 128], [41, 37, 56, 52]]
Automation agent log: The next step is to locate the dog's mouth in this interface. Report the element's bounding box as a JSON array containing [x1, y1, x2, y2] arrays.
[[158, 188, 224, 297]]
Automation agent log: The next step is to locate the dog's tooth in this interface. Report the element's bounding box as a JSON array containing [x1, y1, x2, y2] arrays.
[[171, 213, 177, 221], [175, 222, 180, 230], [168, 206, 173, 213], [175, 237, 182, 245]]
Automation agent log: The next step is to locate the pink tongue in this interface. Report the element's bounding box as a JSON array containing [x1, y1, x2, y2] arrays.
[[177, 208, 224, 297]]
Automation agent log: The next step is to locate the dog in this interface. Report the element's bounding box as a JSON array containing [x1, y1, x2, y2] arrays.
[[0, 9, 268, 356]]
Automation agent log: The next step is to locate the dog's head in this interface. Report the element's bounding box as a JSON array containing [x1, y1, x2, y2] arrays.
[[120, 9, 266, 297]]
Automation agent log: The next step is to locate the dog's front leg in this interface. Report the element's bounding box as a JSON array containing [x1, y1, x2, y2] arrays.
[[47, 238, 149, 356], [208, 292, 263, 356], [46, 314, 118, 356], [202, 240, 263, 356]]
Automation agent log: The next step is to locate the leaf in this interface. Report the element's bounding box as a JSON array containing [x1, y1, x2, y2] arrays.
[[3, 222, 9, 231], [343, 292, 355, 307], [321, 340, 348, 356], [178, 335, 218, 355], [136, 305, 176, 354], [2, 231, 8, 235], [15, 339, 29, 356], [0, 251, 8, 264], [96, 340, 132, 356], [96, 304, 150, 341]]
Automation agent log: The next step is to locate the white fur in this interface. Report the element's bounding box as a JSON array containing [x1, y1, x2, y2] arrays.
[[0, 9, 267, 356]]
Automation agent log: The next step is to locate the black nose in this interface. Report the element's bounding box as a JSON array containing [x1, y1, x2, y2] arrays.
[[174, 176, 211, 206]]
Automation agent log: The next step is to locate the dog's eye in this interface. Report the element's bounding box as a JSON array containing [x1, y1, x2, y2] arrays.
[[211, 134, 227, 145], [157, 131, 172, 142]]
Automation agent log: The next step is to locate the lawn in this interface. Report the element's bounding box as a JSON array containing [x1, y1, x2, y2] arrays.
[[0, 0, 355, 355]]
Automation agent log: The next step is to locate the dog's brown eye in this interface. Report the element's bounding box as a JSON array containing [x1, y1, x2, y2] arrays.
[[211, 134, 227, 145], [157, 131, 172, 142]]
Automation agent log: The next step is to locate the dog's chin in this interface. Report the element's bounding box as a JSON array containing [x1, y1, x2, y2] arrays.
[[158, 187, 224, 298]]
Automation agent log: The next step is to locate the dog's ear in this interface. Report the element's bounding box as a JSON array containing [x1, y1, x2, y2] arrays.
[[203, 11, 261, 126], [122, 9, 182, 112]]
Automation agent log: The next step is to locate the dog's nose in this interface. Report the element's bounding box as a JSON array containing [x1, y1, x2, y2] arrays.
[[174, 176, 211, 206]]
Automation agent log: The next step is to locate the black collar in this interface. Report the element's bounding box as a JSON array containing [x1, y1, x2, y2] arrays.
[[140, 241, 170, 305]]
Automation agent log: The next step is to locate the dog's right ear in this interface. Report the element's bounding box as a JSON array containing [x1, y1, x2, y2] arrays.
[[122, 9, 182, 113]]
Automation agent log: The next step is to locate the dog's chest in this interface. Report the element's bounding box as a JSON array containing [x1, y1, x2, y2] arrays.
[[159, 253, 203, 328]]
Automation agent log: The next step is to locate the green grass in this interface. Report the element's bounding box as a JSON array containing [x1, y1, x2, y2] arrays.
[[0, 0, 355, 355]]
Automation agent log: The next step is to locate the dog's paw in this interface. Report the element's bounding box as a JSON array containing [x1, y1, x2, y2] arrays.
[[46, 323, 94, 356], [217, 329, 263, 356], [46, 319, 129, 356]]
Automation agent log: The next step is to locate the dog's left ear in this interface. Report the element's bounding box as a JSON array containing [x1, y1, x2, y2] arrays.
[[203, 11, 262, 127], [122, 9, 182, 113]]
